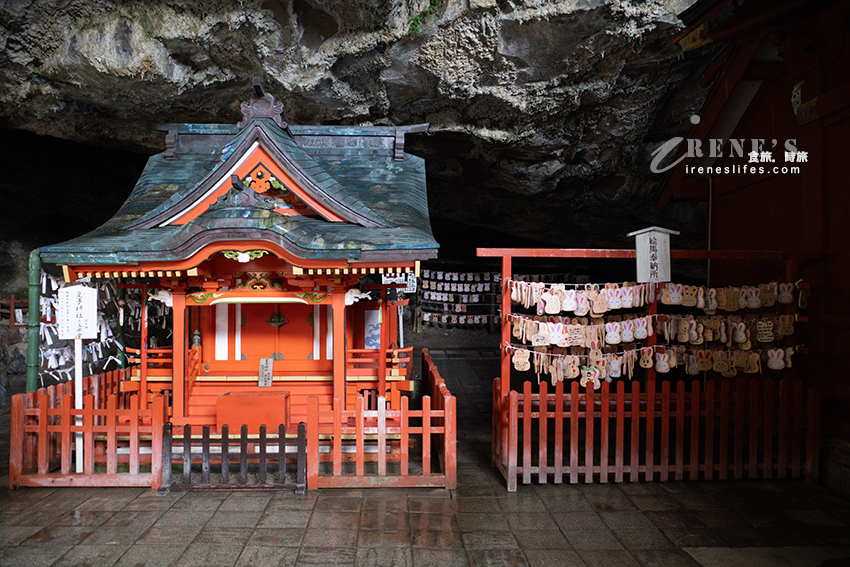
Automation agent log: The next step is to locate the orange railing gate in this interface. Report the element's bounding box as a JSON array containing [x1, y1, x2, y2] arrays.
[[305, 348, 456, 489], [493, 377, 819, 491], [9, 369, 167, 488]]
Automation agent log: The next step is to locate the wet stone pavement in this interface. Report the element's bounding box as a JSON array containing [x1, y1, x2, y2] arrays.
[[1, 348, 849, 566]]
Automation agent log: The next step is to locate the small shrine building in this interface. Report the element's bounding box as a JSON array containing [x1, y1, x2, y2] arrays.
[[37, 84, 438, 432]]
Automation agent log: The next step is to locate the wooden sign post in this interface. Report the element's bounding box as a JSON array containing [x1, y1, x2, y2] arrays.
[[627, 226, 680, 283], [58, 285, 98, 473]]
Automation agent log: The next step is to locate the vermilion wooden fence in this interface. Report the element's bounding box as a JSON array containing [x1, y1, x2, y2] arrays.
[[305, 348, 456, 489], [9, 371, 167, 488], [492, 377, 819, 491], [0, 293, 27, 328]]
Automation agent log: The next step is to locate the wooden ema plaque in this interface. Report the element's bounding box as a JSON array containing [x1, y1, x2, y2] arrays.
[[216, 391, 290, 435]]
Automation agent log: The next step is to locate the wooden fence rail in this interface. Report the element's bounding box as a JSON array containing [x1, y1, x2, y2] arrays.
[[9, 378, 166, 488], [493, 378, 819, 491], [160, 423, 307, 493]]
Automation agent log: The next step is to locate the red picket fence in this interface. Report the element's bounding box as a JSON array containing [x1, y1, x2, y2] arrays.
[[9, 370, 167, 488], [305, 348, 456, 489], [492, 377, 819, 491]]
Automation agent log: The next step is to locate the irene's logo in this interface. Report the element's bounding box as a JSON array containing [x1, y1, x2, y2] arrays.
[[650, 115, 804, 175]]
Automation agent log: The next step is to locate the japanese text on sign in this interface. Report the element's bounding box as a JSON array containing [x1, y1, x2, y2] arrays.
[[58, 286, 98, 340]]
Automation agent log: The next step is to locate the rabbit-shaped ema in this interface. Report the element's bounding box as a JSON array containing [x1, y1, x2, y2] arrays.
[[767, 348, 786, 370], [621, 319, 635, 342], [778, 283, 794, 304], [655, 352, 670, 373], [605, 321, 621, 345], [746, 287, 761, 309], [667, 283, 684, 305]]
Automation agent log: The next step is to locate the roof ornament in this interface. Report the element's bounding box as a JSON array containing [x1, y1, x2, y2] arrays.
[[207, 175, 277, 211], [237, 77, 287, 129]]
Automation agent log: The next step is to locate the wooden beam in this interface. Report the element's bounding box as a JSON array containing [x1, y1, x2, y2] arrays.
[[477, 248, 636, 258]]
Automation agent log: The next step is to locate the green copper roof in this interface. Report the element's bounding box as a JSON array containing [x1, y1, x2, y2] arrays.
[[40, 93, 438, 266]]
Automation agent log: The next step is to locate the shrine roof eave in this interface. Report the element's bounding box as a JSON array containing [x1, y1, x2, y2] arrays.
[[38, 224, 439, 267]]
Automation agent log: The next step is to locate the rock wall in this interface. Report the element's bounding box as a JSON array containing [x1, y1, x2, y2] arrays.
[[0, 0, 716, 266]]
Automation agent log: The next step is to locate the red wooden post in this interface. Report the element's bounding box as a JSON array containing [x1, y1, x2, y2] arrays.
[[401, 395, 409, 477], [61, 394, 72, 475], [749, 380, 760, 479], [172, 290, 186, 418], [10, 394, 23, 488], [141, 296, 148, 409], [501, 256, 512, 400], [26, 392, 37, 471], [38, 393, 49, 475], [675, 381, 685, 481], [600, 381, 610, 484], [523, 381, 532, 485], [333, 398, 342, 475], [763, 380, 775, 480], [378, 289, 388, 399], [778, 378, 791, 478], [444, 394, 457, 489], [719, 380, 730, 480], [377, 396, 387, 477], [734, 380, 745, 479], [129, 395, 140, 475], [569, 381, 579, 484], [704, 380, 715, 481], [630, 380, 640, 482], [307, 396, 319, 490], [805, 387, 820, 485], [690, 380, 700, 481], [332, 291, 346, 404], [508, 391, 519, 491], [107, 395, 117, 475], [538, 381, 548, 484], [585, 383, 595, 483], [554, 381, 564, 484], [83, 395, 95, 475], [356, 396, 365, 476], [792, 379, 803, 478], [422, 395, 432, 477], [645, 381, 655, 482], [492, 377, 501, 468], [615, 381, 625, 483]]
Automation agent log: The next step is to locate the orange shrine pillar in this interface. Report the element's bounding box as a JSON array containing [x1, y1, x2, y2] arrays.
[[172, 289, 186, 418], [378, 288, 388, 398], [332, 290, 346, 404]]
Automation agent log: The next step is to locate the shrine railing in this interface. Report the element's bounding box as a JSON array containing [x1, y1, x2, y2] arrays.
[[346, 347, 413, 380], [306, 348, 456, 489], [493, 377, 819, 491], [9, 372, 167, 489]]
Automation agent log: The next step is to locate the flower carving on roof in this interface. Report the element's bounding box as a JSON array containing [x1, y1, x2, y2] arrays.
[[208, 175, 276, 211], [237, 92, 287, 129]]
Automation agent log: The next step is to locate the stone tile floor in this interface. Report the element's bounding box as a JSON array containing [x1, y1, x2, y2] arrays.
[[0, 348, 849, 566]]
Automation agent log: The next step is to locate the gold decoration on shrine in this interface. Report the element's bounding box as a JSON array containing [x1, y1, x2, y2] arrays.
[[222, 250, 269, 264]]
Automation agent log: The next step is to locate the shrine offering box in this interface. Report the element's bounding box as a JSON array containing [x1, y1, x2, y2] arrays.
[[216, 391, 291, 435]]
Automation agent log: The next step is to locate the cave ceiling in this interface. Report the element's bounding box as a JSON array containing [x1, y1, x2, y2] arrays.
[[0, 0, 718, 259]]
